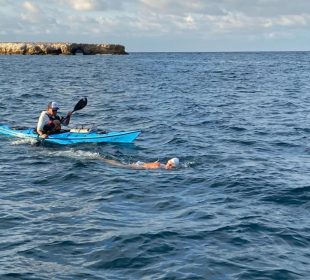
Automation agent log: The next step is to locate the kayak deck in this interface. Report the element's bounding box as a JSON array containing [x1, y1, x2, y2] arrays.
[[0, 125, 141, 144]]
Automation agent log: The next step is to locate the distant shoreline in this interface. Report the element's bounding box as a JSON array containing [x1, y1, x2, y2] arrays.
[[0, 42, 127, 55]]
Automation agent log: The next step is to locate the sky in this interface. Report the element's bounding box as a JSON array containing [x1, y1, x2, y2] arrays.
[[0, 0, 309, 52]]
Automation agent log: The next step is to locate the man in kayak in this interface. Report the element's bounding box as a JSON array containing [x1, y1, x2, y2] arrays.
[[36, 101, 72, 138], [102, 157, 180, 170]]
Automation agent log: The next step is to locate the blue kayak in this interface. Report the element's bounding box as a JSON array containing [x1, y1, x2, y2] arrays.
[[0, 125, 140, 145]]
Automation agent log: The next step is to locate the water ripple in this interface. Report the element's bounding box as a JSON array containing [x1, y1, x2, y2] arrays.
[[1, 52, 310, 279]]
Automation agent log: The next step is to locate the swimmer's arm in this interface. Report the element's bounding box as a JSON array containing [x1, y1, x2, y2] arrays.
[[101, 158, 126, 167], [102, 159, 146, 169], [101, 159, 166, 170], [100, 157, 142, 169]]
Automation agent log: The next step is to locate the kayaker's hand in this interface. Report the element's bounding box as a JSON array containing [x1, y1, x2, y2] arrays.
[[67, 112, 73, 117], [40, 133, 48, 139]]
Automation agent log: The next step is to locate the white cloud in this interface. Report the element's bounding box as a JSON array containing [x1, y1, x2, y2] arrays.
[[139, 0, 310, 18], [212, 12, 248, 31], [0, 0, 310, 50], [20, 1, 45, 23], [60, 0, 131, 11], [261, 14, 309, 28], [23, 1, 40, 13], [66, 0, 98, 11], [264, 31, 292, 39], [277, 15, 308, 26], [139, 0, 223, 15], [185, 15, 195, 28]]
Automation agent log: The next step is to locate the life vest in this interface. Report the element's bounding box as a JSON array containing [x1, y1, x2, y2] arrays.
[[43, 113, 61, 132]]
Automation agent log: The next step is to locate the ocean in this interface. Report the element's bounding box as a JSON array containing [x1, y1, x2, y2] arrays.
[[0, 52, 309, 279]]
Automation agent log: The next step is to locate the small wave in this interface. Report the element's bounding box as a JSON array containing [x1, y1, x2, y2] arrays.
[[229, 126, 247, 132], [261, 185, 310, 205], [11, 138, 37, 145], [182, 161, 195, 168], [237, 268, 302, 280], [44, 149, 101, 160], [271, 141, 301, 148]]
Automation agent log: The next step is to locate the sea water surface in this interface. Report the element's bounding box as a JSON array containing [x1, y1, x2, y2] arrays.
[[0, 52, 310, 280]]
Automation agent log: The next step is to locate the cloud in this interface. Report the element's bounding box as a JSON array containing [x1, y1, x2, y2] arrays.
[[276, 15, 308, 26], [61, 0, 131, 11], [19, 1, 62, 28], [0, 0, 309, 50], [21, 1, 43, 23], [139, 0, 310, 18], [65, 0, 101, 11], [139, 0, 223, 16], [23, 1, 40, 13]]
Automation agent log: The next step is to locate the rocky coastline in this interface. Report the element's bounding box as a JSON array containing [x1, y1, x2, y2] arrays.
[[0, 42, 127, 55]]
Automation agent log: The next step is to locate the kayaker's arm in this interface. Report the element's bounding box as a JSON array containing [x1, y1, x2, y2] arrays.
[[36, 111, 49, 138], [61, 112, 72, 126], [37, 130, 48, 139]]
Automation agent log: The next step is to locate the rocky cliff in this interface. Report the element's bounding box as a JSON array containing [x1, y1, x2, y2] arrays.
[[0, 42, 127, 55]]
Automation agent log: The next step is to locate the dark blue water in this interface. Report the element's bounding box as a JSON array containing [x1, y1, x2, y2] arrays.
[[0, 52, 310, 280]]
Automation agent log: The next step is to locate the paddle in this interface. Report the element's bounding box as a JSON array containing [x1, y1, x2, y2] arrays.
[[72, 97, 88, 113]]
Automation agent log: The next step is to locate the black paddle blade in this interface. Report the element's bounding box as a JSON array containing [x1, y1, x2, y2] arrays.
[[73, 97, 87, 112]]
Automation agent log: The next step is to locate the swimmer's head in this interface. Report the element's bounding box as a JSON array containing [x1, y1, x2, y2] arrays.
[[166, 157, 180, 169]]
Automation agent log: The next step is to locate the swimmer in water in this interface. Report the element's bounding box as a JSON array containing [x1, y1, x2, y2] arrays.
[[102, 157, 180, 170], [132, 157, 180, 169]]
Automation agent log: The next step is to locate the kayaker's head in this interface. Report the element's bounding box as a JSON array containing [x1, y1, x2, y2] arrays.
[[47, 101, 59, 115], [165, 158, 180, 169]]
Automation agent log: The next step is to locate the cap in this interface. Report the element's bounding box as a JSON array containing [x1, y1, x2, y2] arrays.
[[168, 158, 180, 167], [48, 101, 59, 110]]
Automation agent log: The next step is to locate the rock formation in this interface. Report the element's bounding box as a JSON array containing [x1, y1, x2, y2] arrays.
[[0, 42, 127, 55]]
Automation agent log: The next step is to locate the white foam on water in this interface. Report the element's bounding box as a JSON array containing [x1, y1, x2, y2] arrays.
[[44, 149, 102, 161], [182, 161, 194, 168], [11, 138, 37, 145]]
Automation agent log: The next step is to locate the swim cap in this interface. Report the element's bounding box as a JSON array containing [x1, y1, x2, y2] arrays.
[[169, 158, 180, 167]]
